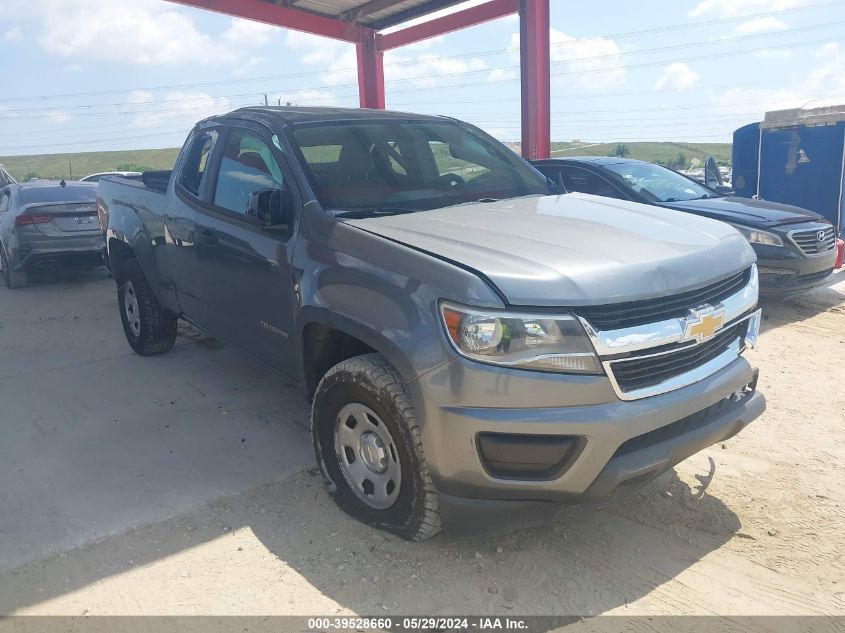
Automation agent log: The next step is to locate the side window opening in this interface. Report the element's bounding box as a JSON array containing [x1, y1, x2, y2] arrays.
[[0, 192, 9, 213], [560, 167, 623, 199], [213, 129, 286, 216], [179, 130, 218, 197]]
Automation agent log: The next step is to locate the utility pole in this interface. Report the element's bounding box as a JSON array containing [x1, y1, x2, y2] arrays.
[[68, 159, 73, 180], [264, 94, 268, 106]]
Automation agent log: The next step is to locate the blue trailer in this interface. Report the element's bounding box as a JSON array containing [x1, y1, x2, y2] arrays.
[[733, 105, 845, 234]]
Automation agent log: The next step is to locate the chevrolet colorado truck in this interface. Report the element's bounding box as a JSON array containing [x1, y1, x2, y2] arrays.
[[98, 107, 765, 540]]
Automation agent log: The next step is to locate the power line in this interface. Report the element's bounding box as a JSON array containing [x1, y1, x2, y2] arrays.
[[0, 0, 836, 105], [0, 28, 837, 123]]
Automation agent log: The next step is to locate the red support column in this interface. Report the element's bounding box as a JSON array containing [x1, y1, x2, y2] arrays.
[[519, 0, 550, 160], [357, 31, 386, 109]]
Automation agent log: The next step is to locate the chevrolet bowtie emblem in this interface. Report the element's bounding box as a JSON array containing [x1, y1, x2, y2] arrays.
[[682, 306, 726, 343]]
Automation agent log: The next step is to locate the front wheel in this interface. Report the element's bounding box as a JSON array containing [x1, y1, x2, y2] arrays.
[[312, 353, 441, 541], [117, 258, 177, 356]]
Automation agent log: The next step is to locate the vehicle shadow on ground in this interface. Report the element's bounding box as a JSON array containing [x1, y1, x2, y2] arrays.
[[759, 271, 844, 334], [0, 455, 742, 616], [18, 266, 109, 289]]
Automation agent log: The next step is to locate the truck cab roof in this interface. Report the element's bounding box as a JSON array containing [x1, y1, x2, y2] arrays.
[[202, 106, 452, 128]]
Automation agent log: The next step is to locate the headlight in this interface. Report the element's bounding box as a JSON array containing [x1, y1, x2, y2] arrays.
[[439, 302, 602, 374], [729, 223, 783, 247]]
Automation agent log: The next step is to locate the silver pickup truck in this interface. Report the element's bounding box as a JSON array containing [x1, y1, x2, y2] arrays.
[[98, 107, 765, 540]]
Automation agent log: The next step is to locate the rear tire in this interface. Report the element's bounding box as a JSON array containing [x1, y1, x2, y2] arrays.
[[117, 258, 177, 356], [312, 353, 441, 541], [0, 246, 27, 289]]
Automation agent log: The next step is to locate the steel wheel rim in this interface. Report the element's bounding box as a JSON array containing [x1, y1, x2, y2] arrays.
[[124, 281, 142, 337], [334, 403, 402, 509]]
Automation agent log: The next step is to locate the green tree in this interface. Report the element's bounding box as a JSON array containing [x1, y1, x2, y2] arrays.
[[673, 152, 688, 169], [609, 144, 630, 158]]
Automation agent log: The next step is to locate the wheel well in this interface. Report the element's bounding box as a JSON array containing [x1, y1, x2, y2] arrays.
[[302, 323, 377, 398], [108, 238, 134, 279]]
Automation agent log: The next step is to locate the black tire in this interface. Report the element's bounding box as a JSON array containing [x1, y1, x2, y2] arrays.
[[312, 353, 441, 541], [0, 245, 27, 289], [116, 257, 177, 356]]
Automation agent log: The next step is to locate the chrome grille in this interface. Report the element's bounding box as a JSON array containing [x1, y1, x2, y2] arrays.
[[608, 321, 747, 394], [575, 268, 751, 330], [790, 226, 836, 255]]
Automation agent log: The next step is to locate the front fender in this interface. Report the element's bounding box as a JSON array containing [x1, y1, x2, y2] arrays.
[[294, 221, 505, 387]]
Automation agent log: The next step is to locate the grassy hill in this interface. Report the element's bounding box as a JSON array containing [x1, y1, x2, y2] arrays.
[[0, 148, 181, 181], [548, 141, 733, 165], [0, 141, 733, 182]]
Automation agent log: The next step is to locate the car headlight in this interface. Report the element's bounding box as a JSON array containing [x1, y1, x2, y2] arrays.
[[439, 302, 602, 374], [729, 223, 783, 247]]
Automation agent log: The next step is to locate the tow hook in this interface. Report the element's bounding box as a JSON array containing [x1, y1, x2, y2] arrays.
[[730, 368, 760, 401]]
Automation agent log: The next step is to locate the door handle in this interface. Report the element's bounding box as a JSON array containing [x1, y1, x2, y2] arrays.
[[199, 229, 218, 247]]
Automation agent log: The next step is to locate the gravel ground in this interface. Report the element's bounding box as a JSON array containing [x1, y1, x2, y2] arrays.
[[0, 268, 843, 618]]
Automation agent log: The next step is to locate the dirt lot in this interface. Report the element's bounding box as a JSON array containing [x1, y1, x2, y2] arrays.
[[0, 268, 843, 618]]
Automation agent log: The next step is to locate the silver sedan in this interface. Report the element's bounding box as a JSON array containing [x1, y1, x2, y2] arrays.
[[0, 180, 103, 289]]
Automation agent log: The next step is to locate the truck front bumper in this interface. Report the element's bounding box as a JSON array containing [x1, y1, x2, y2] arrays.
[[409, 356, 764, 535]]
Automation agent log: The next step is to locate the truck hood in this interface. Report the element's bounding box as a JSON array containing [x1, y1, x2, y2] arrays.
[[655, 196, 828, 228], [344, 193, 756, 307]]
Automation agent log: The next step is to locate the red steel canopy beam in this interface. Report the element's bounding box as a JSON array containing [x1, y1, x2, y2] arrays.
[[165, 0, 550, 157], [519, 0, 550, 160], [377, 0, 519, 51], [357, 32, 386, 108], [165, 0, 365, 42]]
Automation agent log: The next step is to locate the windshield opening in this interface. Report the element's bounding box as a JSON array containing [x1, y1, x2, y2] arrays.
[[603, 162, 717, 203], [287, 119, 550, 214]]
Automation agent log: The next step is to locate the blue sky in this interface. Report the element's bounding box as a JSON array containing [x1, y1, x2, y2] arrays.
[[0, 0, 843, 156]]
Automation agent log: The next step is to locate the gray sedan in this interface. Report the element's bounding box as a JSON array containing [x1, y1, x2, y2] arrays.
[[0, 180, 103, 288]]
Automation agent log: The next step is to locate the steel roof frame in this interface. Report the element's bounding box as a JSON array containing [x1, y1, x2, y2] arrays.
[[165, 0, 550, 159]]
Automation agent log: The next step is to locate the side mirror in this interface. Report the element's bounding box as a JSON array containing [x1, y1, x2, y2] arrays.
[[246, 188, 294, 232]]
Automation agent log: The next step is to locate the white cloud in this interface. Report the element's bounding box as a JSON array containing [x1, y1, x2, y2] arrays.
[[753, 48, 794, 59], [273, 89, 340, 107], [805, 42, 845, 98], [654, 63, 700, 91], [47, 111, 70, 124], [283, 30, 489, 90], [127, 90, 155, 105], [384, 52, 487, 89], [485, 127, 516, 141], [689, 0, 802, 18], [734, 16, 788, 33], [130, 91, 230, 129], [221, 18, 275, 47], [0, 0, 275, 66], [706, 42, 845, 129], [2, 26, 23, 42], [511, 29, 625, 90], [487, 67, 517, 82], [282, 31, 358, 87]]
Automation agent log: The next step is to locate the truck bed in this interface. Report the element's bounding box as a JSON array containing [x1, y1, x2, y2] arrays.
[[98, 170, 172, 237]]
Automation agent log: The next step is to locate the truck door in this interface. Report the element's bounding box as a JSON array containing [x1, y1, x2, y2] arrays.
[[168, 127, 221, 329], [194, 124, 299, 378]]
